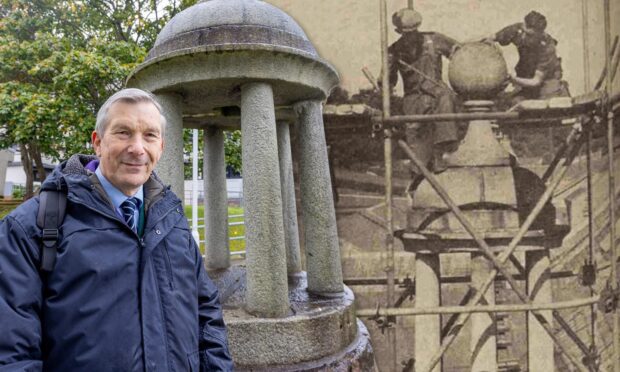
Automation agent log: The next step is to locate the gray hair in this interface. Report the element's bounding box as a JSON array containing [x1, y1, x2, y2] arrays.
[[95, 88, 166, 137]]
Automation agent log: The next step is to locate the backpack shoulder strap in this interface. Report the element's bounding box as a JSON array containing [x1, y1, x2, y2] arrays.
[[36, 190, 67, 272]]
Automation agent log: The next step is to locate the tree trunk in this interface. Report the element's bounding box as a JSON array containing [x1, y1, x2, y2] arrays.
[[30, 142, 46, 183], [19, 143, 34, 200]]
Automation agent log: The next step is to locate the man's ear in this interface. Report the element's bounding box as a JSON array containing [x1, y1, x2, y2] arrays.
[[91, 131, 101, 156]]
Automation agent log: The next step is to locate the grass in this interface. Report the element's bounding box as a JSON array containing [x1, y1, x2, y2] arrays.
[[0, 205, 245, 253], [184, 205, 245, 254], [1, 203, 245, 256], [0, 204, 17, 219]]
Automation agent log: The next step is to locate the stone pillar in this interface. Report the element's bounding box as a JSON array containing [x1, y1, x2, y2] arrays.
[[294, 100, 343, 296], [277, 121, 302, 275], [470, 253, 497, 372], [155, 93, 184, 198], [204, 127, 230, 270], [0, 150, 12, 197], [526, 250, 554, 372], [241, 82, 289, 318], [414, 253, 441, 372]]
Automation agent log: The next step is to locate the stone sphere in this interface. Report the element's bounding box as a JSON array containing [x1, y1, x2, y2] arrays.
[[448, 42, 508, 100]]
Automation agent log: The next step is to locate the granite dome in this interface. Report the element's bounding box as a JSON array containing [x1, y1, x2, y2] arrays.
[[147, 0, 318, 61]]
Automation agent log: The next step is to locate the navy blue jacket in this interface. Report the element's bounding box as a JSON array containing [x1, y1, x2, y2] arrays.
[[0, 155, 233, 371]]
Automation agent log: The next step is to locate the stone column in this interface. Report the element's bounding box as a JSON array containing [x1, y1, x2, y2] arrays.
[[154, 93, 184, 198], [241, 82, 289, 318], [470, 253, 497, 372], [204, 127, 230, 270], [414, 253, 441, 372], [0, 150, 12, 197], [294, 100, 343, 296], [277, 120, 302, 275], [526, 250, 554, 372]]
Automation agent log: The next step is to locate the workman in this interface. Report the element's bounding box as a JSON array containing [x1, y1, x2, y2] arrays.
[[486, 10, 570, 107], [384, 8, 462, 174]]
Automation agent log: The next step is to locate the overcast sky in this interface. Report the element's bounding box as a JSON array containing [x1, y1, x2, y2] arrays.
[[264, 0, 620, 97]]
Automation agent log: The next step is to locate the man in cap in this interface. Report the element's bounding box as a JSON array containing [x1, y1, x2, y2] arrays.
[[486, 10, 570, 107], [383, 8, 462, 174]]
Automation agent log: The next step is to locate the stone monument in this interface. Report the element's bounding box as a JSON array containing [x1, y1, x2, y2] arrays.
[[401, 42, 569, 371], [127, 0, 376, 370]]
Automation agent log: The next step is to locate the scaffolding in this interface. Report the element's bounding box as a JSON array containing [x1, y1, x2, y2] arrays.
[[357, 1, 620, 371]]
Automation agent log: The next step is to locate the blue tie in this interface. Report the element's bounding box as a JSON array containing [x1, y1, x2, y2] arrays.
[[121, 197, 140, 232]]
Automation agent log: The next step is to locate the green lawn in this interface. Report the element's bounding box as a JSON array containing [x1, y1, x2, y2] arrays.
[[1, 203, 244, 256], [184, 205, 245, 255], [0, 204, 17, 219]]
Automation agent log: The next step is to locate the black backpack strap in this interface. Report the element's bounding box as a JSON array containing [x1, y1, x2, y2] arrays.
[[36, 190, 67, 272]]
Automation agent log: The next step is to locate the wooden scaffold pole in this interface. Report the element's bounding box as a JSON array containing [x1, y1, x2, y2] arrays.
[[379, 0, 397, 371], [603, 1, 620, 371]]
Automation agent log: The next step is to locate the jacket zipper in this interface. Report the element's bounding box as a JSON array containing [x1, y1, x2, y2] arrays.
[[71, 196, 181, 291], [142, 201, 182, 292]]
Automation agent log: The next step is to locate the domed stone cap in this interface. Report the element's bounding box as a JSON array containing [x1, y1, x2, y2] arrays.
[[448, 42, 508, 100], [147, 0, 318, 61]]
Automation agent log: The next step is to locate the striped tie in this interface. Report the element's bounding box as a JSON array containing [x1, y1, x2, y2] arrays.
[[121, 197, 140, 232]]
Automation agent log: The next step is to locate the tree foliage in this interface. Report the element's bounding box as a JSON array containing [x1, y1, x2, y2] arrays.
[[0, 0, 150, 196], [224, 130, 242, 174], [182, 128, 242, 180], [0, 0, 243, 198]]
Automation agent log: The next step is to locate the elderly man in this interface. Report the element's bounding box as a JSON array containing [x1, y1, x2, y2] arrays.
[[0, 88, 233, 371], [385, 8, 462, 174], [487, 10, 570, 106]]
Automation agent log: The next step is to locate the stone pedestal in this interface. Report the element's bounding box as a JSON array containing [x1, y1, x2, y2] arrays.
[[210, 269, 376, 371]]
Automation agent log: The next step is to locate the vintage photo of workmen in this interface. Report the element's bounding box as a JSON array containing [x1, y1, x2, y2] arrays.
[[0, 0, 618, 371], [264, 0, 620, 371]]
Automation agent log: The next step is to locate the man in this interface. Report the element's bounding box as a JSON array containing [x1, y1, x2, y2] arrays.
[[0, 88, 233, 371], [385, 8, 462, 173], [487, 10, 570, 106]]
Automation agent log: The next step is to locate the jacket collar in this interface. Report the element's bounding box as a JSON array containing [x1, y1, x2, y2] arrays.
[[41, 154, 169, 213]]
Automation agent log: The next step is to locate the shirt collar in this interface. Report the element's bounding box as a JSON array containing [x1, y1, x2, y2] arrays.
[[95, 165, 144, 210]]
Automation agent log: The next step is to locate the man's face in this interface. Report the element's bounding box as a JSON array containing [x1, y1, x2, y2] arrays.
[[92, 101, 164, 196], [523, 25, 536, 34]]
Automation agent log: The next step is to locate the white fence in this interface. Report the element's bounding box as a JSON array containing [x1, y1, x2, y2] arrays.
[[185, 178, 246, 258], [183, 178, 243, 205], [189, 215, 247, 258]]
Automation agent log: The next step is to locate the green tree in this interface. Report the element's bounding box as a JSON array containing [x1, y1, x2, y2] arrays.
[[0, 2, 144, 197], [0, 0, 192, 198], [224, 130, 242, 174], [0, 0, 242, 197], [183, 128, 242, 180]]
